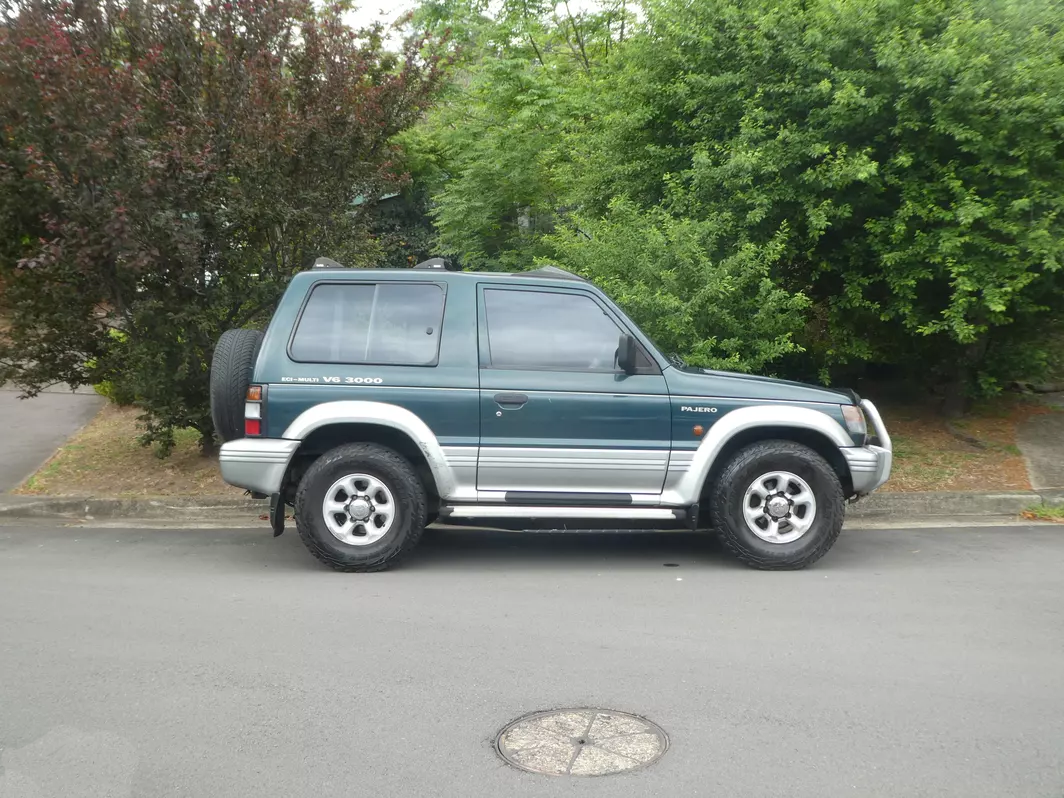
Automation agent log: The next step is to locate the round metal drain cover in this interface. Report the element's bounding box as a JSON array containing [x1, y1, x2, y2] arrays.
[[496, 709, 668, 776]]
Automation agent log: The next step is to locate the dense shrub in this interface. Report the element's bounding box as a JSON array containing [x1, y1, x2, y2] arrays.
[[0, 0, 441, 452]]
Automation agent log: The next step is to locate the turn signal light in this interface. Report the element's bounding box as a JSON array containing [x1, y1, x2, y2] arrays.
[[841, 404, 867, 438], [246, 385, 263, 401], [245, 419, 261, 436]]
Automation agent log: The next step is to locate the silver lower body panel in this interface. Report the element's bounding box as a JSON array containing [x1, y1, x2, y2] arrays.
[[219, 438, 300, 495], [842, 445, 892, 495]]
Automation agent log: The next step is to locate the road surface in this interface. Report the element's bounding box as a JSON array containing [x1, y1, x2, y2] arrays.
[[0, 522, 1061, 797], [0, 386, 102, 491]]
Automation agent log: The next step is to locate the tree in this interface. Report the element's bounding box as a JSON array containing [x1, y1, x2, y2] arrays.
[[565, 0, 1064, 404], [409, 0, 1064, 402], [547, 199, 810, 373], [402, 0, 631, 269], [0, 0, 441, 453]]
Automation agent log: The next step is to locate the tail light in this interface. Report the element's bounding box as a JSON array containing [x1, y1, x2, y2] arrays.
[[245, 385, 264, 436]]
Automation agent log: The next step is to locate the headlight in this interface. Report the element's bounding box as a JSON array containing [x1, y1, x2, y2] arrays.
[[841, 404, 867, 440]]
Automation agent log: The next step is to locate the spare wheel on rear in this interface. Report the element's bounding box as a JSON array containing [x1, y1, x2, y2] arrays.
[[210, 328, 264, 443]]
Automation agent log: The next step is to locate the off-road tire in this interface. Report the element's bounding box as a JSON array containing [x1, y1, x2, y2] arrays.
[[709, 440, 844, 570], [210, 328, 264, 442], [295, 443, 427, 572]]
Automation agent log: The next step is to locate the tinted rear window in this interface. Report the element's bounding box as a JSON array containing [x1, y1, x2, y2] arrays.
[[290, 282, 444, 365]]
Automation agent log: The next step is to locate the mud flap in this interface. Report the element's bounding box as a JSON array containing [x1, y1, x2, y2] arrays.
[[269, 493, 285, 537]]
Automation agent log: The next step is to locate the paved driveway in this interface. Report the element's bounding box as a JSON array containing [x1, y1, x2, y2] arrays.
[[0, 523, 1061, 797], [0, 386, 103, 491]]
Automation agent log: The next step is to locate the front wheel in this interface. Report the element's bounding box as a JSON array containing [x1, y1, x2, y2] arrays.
[[709, 440, 844, 570], [295, 443, 427, 572]]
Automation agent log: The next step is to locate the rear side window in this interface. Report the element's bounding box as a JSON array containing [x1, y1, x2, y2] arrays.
[[290, 282, 444, 365]]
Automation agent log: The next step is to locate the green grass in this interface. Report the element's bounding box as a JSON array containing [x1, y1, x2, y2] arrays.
[[1022, 504, 1064, 523]]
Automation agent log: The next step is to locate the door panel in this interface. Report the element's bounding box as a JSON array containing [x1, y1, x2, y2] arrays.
[[475, 286, 671, 496]]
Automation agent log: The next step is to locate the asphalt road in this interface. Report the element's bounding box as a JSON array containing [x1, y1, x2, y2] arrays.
[[1, 522, 1062, 797], [0, 387, 103, 491]]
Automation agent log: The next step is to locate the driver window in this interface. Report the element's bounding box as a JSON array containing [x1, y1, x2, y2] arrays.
[[483, 288, 623, 372]]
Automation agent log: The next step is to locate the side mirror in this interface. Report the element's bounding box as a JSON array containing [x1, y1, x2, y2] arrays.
[[617, 333, 638, 375]]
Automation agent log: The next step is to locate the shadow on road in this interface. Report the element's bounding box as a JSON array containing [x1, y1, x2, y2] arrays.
[[406, 528, 743, 572], [8, 519, 1025, 575], [205, 524, 749, 573], [253, 523, 962, 574]]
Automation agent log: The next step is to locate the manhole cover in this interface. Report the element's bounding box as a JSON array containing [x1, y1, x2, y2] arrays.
[[495, 709, 668, 776]]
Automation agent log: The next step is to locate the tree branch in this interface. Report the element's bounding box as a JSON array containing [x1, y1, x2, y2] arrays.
[[563, 0, 592, 74], [528, 33, 546, 66]]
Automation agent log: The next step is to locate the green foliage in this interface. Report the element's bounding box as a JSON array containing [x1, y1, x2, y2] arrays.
[[403, 0, 631, 269], [0, 0, 441, 452], [362, 191, 438, 270], [582, 0, 1064, 393], [545, 199, 809, 372], [411, 0, 1064, 397], [86, 330, 135, 405]]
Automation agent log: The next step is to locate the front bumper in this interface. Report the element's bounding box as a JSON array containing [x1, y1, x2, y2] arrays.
[[219, 438, 300, 496], [841, 399, 893, 496]]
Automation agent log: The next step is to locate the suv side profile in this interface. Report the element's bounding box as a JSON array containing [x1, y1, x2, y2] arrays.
[[210, 263, 891, 572]]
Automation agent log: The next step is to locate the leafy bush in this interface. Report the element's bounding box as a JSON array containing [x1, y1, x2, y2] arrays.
[[546, 199, 809, 373], [0, 0, 441, 452], [411, 0, 1064, 405]]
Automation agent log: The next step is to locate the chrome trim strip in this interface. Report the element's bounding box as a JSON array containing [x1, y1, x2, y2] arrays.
[[270, 383, 660, 398], [444, 506, 678, 520], [669, 395, 843, 407], [269, 383, 479, 392], [479, 457, 668, 469], [267, 382, 846, 405], [473, 490, 663, 505]]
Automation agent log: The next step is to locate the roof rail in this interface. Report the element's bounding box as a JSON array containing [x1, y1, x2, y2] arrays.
[[516, 265, 586, 282], [413, 257, 455, 271]]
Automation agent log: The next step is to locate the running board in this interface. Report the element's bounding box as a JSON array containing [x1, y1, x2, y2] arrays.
[[437, 504, 698, 531]]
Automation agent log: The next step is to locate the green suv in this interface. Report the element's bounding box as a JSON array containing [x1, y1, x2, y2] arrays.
[[210, 261, 891, 572]]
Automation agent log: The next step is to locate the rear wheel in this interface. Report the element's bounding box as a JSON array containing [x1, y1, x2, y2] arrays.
[[709, 440, 844, 570], [210, 328, 264, 443], [295, 443, 427, 572]]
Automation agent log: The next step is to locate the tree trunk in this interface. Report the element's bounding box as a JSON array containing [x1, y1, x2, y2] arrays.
[[199, 429, 218, 458], [941, 335, 990, 418]]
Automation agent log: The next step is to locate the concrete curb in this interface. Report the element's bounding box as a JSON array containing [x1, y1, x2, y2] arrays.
[[1, 490, 1060, 524], [845, 490, 1051, 518], [0, 495, 265, 521]]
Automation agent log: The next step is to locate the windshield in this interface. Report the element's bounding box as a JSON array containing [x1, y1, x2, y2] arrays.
[[641, 332, 687, 369], [665, 351, 687, 369]]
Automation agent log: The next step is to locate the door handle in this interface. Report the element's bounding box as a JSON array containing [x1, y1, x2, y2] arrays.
[[494, 392, 528, 409]]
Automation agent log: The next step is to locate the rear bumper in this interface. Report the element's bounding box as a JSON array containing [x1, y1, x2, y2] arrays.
[[219, 438, 300, 495], [841, 400, 893, 496]]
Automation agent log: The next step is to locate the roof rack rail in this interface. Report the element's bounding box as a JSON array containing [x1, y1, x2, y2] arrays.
[[516, 265, 586, 282], [413, 257, 456, 271], [313, 256, 344, 269]]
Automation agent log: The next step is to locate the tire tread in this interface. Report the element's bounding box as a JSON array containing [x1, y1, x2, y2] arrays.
[[709, 440, 844, 570], [295, 443, 427, 573], [210, 328, 263, 442]]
